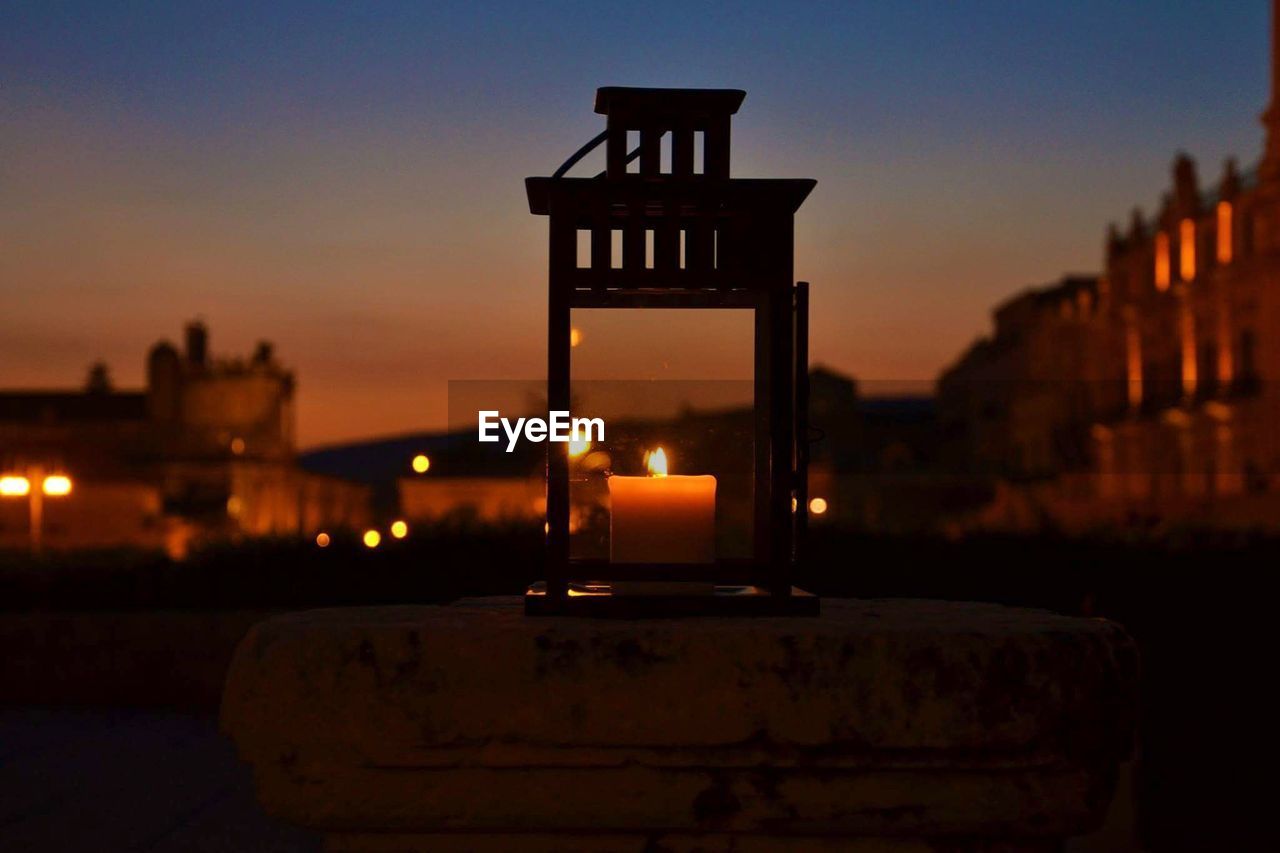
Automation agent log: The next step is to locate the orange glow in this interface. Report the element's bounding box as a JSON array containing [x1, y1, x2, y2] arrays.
[[0, 476, 31, 497], [390, 519, 408, 539], [1179, 219, 1195, 281], [1126, 319, 1143, 410], [315, 531, 331, 547], [1217, 303, 1234, 386], [411, 454, 430, 473], [568, 436, 591, 457], [1180, 301, 1197, 398], [645, 447, 669, 477], [230, 436, 245, 455], [570, 327, 583, 347], [1217, 202, 1233, 264], [363, 529, 381, 548], [809, 497, 828, 515], [1154, 232, 1171, 290], [42, 475, 72, 496]]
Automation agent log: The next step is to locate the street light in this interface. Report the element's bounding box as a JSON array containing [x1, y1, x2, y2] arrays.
[[43, 475, 72, 496], [0, 476, 30, 497], [0, 466, 73, 555]]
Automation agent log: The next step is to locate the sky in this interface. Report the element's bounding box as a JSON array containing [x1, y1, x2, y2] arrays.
[[1, 1, 1272, 447]]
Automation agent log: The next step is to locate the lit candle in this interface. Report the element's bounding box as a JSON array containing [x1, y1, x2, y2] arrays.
[[608, 448, 716, 563]]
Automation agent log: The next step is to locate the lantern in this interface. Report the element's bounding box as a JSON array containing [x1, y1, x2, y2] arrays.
[[525, 87, 817, 616]]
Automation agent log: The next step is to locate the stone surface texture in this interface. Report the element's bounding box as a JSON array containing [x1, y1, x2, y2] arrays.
[[220, 597, 1137, 852]]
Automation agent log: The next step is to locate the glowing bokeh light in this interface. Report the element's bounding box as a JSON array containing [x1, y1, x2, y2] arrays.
[[809, 497, 828, 515], [316, 531, 331, 547], [0, 476, 31, 497], [412, 454, 430, 473], [363, 529, 382, 548], [390, 519, 408, 539], [42, 475, 72, 496]]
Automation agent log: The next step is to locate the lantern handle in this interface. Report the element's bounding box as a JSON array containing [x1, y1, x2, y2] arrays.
[[552, 130, 608, 179], [552, 129, 658, 179]]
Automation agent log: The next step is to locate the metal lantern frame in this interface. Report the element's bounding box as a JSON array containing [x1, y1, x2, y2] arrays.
[[525, 87, 817, 617]]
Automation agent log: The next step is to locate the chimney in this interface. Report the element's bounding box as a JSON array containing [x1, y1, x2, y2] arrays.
[[1172, 152, 1200, 216], [185, 320, 208, 366]]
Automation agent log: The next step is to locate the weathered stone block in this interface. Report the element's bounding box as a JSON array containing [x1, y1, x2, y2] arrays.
[[221, 597, 1137, 851]]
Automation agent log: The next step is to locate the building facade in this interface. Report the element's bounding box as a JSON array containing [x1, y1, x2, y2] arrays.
[[940, 2, 1280, 529], [0, 322, 369, 555]]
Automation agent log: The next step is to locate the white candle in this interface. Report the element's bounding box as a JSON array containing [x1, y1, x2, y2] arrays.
[[609, 448, 716, 563]]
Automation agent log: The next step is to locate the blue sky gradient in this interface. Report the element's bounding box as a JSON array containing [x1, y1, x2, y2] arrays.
[[2, 1, 1271, 443]]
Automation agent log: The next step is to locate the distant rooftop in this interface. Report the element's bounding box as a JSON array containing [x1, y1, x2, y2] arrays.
[[0, 391, 147, 423]]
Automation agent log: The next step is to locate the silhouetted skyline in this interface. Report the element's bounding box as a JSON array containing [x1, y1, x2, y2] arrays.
[[3, 1, 1271, 445]]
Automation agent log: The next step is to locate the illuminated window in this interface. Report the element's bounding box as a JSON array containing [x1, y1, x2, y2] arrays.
[[1180, 302, 1197, 398], [1154, 232, 1171, 291], [1179, 219, 1196, 281], [1126, 321, 1143, 410], [1217, 307, 1234, 386], [1217, 202, 1233, 264]]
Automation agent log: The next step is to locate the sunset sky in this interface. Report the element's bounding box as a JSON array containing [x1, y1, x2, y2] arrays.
[[2, 1, 1271, 447]]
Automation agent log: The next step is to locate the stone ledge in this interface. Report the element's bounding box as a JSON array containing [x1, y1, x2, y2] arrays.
[[220, 597, 1137, 847]]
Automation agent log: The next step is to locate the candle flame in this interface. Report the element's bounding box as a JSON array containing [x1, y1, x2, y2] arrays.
[[645, 447, 668, 478]]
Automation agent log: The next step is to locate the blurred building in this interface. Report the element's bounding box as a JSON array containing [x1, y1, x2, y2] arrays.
[[0, 321, 369, 556], [303, 365, 956, 535], [940, 6, 1280, 529], [938, 275, 1107, 480]]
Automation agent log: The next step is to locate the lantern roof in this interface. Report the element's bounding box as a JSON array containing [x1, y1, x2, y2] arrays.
[[525, 176, 815, 216], [593, 87, 746, 119]]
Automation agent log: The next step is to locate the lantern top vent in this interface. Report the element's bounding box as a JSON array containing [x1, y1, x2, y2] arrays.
[[589, 86, 747, 181]]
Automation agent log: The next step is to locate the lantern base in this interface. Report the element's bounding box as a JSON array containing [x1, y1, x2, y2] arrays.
[[523, 581, 819, 617]]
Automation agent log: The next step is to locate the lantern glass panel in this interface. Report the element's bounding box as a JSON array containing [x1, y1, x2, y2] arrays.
[[566, 308, 756, 565]]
